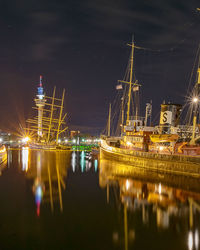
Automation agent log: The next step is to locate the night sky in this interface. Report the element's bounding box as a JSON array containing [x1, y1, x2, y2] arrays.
[[0, 0, 200, 135]]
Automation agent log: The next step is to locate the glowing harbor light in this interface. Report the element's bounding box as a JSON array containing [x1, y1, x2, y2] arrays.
[[193, 97, 199, 103], [126, 141, 132, 146], [159, 146, 164, 151], [37, 75, 44, 99], [22, 136, 30, 143]]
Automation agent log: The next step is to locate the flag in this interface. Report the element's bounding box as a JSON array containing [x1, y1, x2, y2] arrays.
[[116, 84, 123, 90]]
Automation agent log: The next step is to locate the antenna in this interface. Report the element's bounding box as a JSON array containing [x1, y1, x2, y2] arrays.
[[39, 75, 42, 87]]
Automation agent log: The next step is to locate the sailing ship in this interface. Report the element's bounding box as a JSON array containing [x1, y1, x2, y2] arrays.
[[25, 76, 68, 149], [100, 39, 200, 174]]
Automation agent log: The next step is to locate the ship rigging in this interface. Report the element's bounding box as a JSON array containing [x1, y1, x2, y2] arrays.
[[103, 38, 153, 139], [25, 76, 68, 146]]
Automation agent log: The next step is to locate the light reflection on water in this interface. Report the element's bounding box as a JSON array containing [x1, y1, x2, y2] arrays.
[[1, 148, 200, 250], [6, 149, 98, 216], [188, 230, 199, 250], [71, 150, 95, 173], [99, 156, 200, 250], [21, 147, 29, 172]]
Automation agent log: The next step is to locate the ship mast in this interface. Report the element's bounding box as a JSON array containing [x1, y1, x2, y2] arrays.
[[108, 103, 111, 136], [126, 39, 135, 123], [47, 86, 56, 143], [118, 38, 141, 125], [121, 97, 124, 135], [56, 89, 65, 143], [190, 66, 200, 144]]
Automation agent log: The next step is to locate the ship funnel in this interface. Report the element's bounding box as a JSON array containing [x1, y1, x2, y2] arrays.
[[159, 103, 182, 134]]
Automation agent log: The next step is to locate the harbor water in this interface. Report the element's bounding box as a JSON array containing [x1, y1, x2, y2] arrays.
[[0, 148, 199, 250]]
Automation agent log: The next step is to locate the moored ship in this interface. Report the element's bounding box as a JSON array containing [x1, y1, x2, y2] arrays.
[[100, 39, 200, 176]]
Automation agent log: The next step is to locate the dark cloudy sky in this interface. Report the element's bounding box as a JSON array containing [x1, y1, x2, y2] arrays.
[[0, 0, 199, 135]]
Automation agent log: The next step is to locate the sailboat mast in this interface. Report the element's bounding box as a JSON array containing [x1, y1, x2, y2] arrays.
[[126, 40, 134, 124], [121, 97, 124, 135], [191, 67, 200, 144], [47, 86, 56, 143], [108, 103, 111, 136], [56, 89, 65, 143]]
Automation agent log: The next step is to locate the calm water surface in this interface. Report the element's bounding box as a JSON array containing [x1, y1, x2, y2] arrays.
[[0, 148, 199, 250]]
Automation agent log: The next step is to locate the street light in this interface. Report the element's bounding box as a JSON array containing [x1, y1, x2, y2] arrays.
[[193, 97, 198, 103], [22, 137, 30, 143]]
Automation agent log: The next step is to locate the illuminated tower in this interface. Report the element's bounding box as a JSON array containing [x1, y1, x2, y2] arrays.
[[34, 76, 46, 139]]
